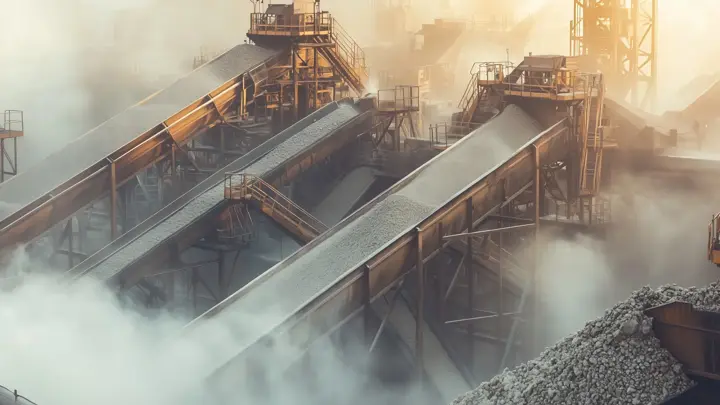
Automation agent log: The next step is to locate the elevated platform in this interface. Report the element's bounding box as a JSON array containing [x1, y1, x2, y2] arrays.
[[0, 44, 282, 253], [0, 110, 23, 139], [66, 99, 372, 288], [247, 8, 368, 96], [184, 105, 571, 384]]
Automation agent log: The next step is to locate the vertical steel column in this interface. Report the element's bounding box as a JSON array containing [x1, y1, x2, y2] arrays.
[[415, 227, 425, 383], [362, 264, 372, 348], [465, 197, 474, 368], [280, 86, 285, 128], [109, 159, 118, 240], [242, 75, 247, 118], [13, 137, 17, 177], [498, 181, 506, 338], [67, 219, 74, 268], [221, 127, 226, 164], [531, 144, 541, 356], [0, 139, 5, 183], [292, 45, 299, 122], [313, 47, 319, 110], [217, 251, 227, 299], [171, 144, 177, 177]]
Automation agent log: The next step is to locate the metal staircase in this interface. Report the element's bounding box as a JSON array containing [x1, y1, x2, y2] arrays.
[[455, 62, 514, 134], [313, 18, 368, 95], [224, 173, 328, 243]]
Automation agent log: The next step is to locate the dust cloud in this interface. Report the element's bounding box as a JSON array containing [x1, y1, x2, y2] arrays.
[[535, 171, 720, 350], [0, 251, 426, 405]]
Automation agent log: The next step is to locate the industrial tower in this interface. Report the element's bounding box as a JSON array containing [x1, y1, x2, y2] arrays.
[[570, 0, 657, 109]]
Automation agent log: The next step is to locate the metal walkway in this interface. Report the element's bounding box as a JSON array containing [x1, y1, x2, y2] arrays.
[[0, 44, 281, 252], [66, 99, 372, 288], [184, 105, 571, 386]]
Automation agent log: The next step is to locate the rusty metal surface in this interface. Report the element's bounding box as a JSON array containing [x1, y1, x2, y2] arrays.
[[68, 100, 370, 287], [0, 44, 279, 224], [646, 302, 720, 381], [187, 106, 570, 383]]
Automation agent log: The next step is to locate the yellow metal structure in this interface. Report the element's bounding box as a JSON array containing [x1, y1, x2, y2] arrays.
[[708, 214, 720, 266], [224, 173, 327, 243], [246, 5, 369, 127], [570, 0, 657, 108], [456, 62, 513, 133], [0, 110, 23, 183]]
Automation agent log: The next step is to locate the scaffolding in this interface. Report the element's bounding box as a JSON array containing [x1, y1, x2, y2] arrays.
[[0, 110, 23, 183], [374, 85, 421, 152], [570, 0, 657, 109], [247, 5, 369, 128]]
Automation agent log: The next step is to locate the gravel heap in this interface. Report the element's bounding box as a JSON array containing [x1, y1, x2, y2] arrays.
[[453, 283, 720, 405]]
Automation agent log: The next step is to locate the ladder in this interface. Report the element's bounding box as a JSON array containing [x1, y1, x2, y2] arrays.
[[579, 73, 605, 196]]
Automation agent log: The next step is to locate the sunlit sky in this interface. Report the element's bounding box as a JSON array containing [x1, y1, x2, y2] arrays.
[[1, 0, 718, 115]]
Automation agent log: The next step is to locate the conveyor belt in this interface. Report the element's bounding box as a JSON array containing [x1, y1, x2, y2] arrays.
[[0, 44, 281, 251], [185, 105, 571, 384], [311, 166, 376, 226], [68, 100, 371, 288], [0, 385, 36, 405]]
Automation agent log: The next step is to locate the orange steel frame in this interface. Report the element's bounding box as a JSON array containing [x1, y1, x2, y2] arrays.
[[570, 0, 657, 109], [0, 53, 283, 256]]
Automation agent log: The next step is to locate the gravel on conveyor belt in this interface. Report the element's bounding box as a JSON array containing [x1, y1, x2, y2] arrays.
[[451, 283, 720, 405], [84, 103, 360, 282], [189, 105, 545, 374], [0, 44, 278, 222]]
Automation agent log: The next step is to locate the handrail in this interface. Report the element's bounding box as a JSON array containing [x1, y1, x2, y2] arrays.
[[1, 110, 23, 136], [224, 173, 327, 238], [458, 62, 514, 111], [248, 12, 332, 35], [504, 70, 600, 99], [330, 18, 367, 74]]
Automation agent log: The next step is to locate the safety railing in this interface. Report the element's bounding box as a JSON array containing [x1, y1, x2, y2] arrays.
[[224, 173, 327, 238], [504, 70, 601, 100], [330, 18, 367, 76], [547, 197, 611, 226], [248, 12, 332, 36], [429, 123, 450, 149], [458, 62, 514, 111], [1, 110, 23, 137], [377, 86, 420, 113]]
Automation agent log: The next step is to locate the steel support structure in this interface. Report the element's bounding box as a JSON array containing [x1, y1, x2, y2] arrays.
[[361, 125, 568, 381], [247, 6, 369, 126], [373, 85, 421, 152], [570, 0, 657, 109], [0, 110, 23, 184]]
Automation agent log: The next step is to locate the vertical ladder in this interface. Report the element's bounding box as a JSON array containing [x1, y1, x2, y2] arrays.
[[579, 74, 605, 196]]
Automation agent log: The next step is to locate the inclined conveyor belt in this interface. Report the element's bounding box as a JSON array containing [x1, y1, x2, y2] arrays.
[[185, 105, 571, 384], [0, 44, 280, 250], [68, 100, 370, 287]]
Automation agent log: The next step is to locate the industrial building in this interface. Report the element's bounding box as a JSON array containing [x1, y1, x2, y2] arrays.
[[2, 0, 720, 404]]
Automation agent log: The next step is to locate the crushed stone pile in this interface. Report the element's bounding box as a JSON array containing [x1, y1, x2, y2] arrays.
[[452, 283, 720, 405]]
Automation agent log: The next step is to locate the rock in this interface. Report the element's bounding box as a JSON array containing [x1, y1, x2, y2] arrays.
[[620, 318, 639, 336], [450, 283, 720, 405]]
